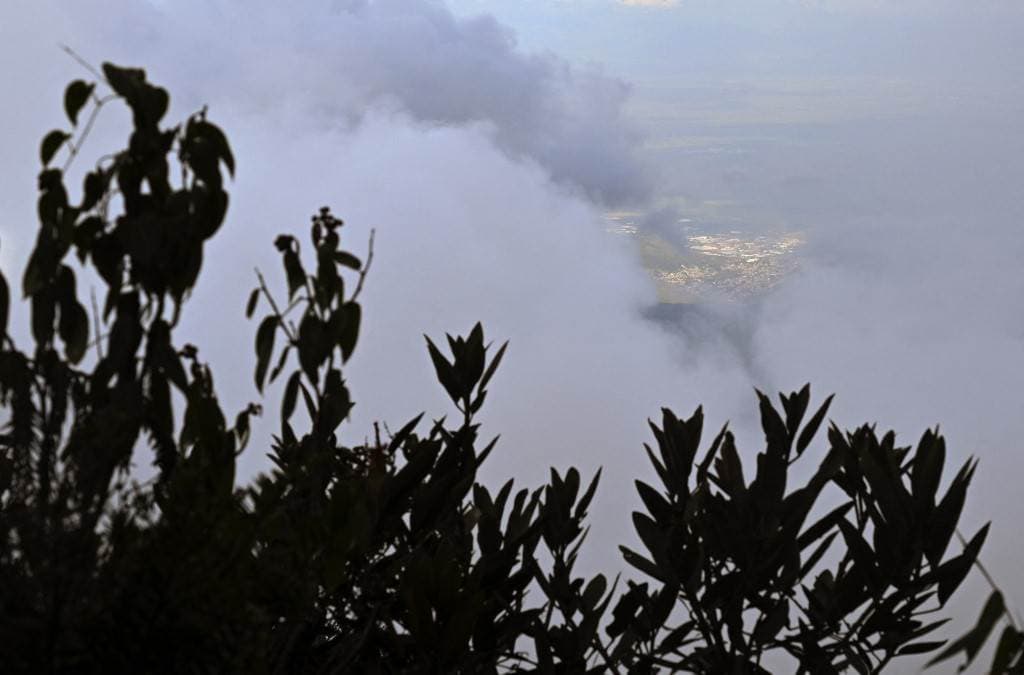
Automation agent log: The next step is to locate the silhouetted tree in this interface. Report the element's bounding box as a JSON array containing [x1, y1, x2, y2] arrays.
[[0, 62, 988, 674]]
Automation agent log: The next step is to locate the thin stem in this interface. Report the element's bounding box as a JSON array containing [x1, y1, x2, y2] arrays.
[[873, 648, 897, 674], [90, 288, 104, 360], [57, 46, 121, 174], [59, 44, 105, 82], [254, 268, 296, 343], [62, 95, 116, 174], [681, 586, 721, 658], [350, 229, 375, 303], [282, 294, 304, 317]]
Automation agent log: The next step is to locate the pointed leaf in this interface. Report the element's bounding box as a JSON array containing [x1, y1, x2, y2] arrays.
[[0, 273, 8, 336], [283, 250, 305, 299], [620, 545, 667, 582], [927, 590, 1004, 668], [797, 394, 833, 457], [926, 459, 977, 567], [334, 250, 361, 270], [41, 130, 70, 166], [281, 371, 301, 426], [425, 335, 461, 403], [479, 340, 508, 392], [254, 315, 277, 392], [245, 288, 260, 318], [339, 301, 360, 362], [64, 80, 95, 126], [936, 523, 990, 605], [991, 625, 1024, 674], [59, 300, 89, 364]]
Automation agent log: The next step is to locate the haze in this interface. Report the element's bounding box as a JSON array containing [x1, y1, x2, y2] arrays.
[[1, 2, 1021, 670]]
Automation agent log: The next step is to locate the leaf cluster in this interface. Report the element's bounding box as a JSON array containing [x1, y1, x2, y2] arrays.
[[609, 388, 988, 673]]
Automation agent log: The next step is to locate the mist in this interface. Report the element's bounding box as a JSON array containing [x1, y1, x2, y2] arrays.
[[1, 1, 1022, 668]]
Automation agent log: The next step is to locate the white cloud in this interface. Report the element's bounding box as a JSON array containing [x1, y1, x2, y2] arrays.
[[619, 0, 679, 6]]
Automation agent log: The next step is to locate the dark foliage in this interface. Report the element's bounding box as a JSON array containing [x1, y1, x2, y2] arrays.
[[928, 588, 1024, 672], [0, 63, 986, 674]]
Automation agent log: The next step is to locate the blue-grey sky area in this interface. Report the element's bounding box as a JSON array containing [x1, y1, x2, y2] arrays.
[[1, 2, 1022, 669]]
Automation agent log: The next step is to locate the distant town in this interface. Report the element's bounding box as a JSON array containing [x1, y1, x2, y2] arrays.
[[606, 212, 804, 303]]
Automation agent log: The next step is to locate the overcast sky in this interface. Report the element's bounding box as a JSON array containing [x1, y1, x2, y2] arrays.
[[1, 2, 1022, 669]]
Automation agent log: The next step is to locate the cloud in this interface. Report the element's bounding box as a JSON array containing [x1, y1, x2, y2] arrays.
[[88, 0, 652, 208], [619, 0, 679, 6], [0, 0, 696, 552]]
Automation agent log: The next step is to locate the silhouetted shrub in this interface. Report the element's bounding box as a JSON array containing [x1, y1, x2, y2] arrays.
[[0, 62, 986, 674]]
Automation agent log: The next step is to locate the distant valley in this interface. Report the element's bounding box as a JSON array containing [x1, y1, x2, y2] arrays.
[[606, 213, 804, 303]]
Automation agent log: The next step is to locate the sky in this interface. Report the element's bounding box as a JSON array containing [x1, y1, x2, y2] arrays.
[[1, 1, 1023, 669]]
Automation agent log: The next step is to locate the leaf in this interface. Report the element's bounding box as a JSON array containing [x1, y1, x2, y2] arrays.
[[41, 130, 70, 166], [925, 458, 977, 567], [0, 273, 8, 336], [64, 80, 95, 126], [425, 335, 461, 404], [564, 467, 581, 504], [297, 311, 327, 383], [388, 413, 423, 453], [797, 394, 833, 457], [142, 85, 169, 126], [317, 369, 351, 433], [281, 371, 301, 426], [254, 315, 277, 392], [697, 424, 728, 485], [464, 322, 486, 386], [927, 590, 1005, 669], [582, 574, 608, 610], [632, 512, 666, 564], [298, 379, 317, 421], [838, 519, 879, 591], [79, 171, 106, 213], [59, 300, 89, 364], [635, 480, 671, 522], [102, 62, 144, 99], [715, 434, 746, 496], [781, 384, 810, 438], [991, 625, 1024, 674], [191, 120, 235, 176], [658, 622, 696, 654], [269, 345, 291, 383], [283, 250, 305, 299], [757, 388, 790, 454], [31, 292, 55, 345], [73, 216, 104, 262], [936, 523, 990, 605], [575, 468, 601, 520], [339, 302, 360, 363], [643, 442, 672, 494], [753, 601, 789, 642], [245, 288, 260, 318], [798, 531, 838, 582], [911, 429, 945, 510], [475, 435, 499, 469], [479, 340, 508, 392], [797, 502, 853, 549], [620, 546, 667, 582], [334, 250, 361, 270]]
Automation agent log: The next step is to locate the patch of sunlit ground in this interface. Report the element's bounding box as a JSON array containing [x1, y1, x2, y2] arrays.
[[606, 213, 805, 303]]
